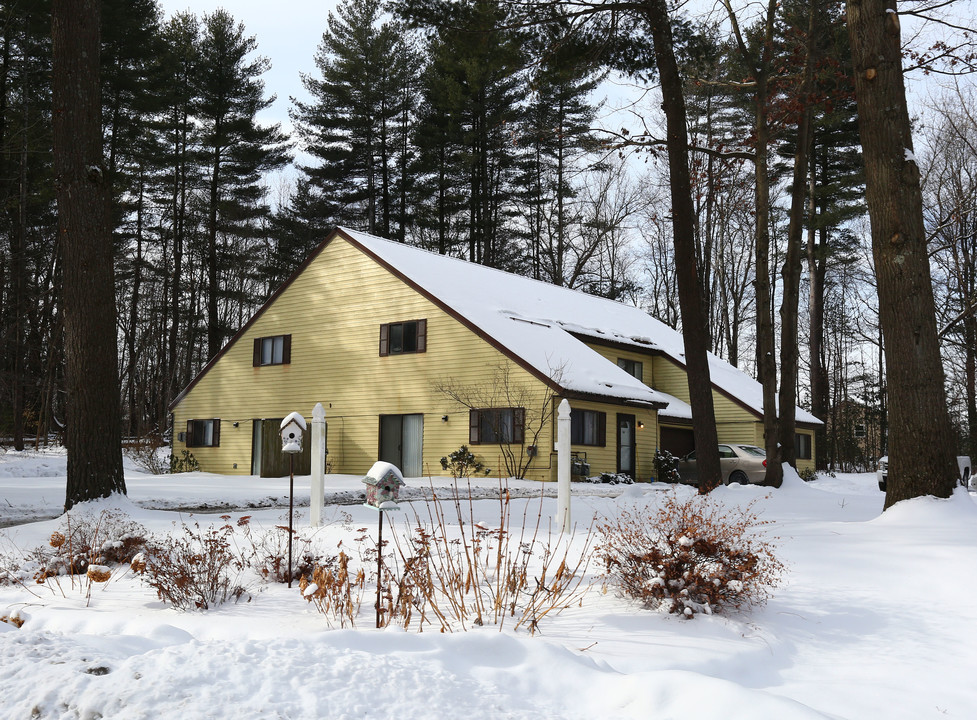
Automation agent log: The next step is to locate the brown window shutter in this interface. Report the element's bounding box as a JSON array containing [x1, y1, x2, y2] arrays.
[[253, 338, 262, 366], [416, 319, 427, 353], [282, 335, 292, 364], [186, 420, 195, 447], [470, 409, 480, 444], [514, 407, 525, 444], [597, 412, 607, 447], [379, 324, 389, 356], [212, 419, 221, 447]]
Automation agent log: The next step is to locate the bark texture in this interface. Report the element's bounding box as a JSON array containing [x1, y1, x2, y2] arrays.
[[52, 0, 127, 510], [845, 0, 957, 507], [643, 0, 722, 492]]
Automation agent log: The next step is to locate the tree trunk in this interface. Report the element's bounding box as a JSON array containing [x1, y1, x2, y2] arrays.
[[845, 0, 957, 507], [778, 1, 818, 470], [51, 0, 127, 510], [643, 0, 722, 493]]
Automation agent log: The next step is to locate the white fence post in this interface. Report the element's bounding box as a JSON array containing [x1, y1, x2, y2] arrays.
[[557, 398, 571, 533], [311, 402, 326, 527]]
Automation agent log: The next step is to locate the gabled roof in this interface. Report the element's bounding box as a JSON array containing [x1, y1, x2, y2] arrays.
[[341, 228, 821, 425], [171, 227, 821, 426]]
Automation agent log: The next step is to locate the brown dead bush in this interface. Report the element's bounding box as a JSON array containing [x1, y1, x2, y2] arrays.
[[597, 493, 785, 617]]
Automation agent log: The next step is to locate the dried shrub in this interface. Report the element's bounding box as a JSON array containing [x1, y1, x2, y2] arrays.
[[123, 435, 169, 474], [135, 521, 249, 610], [299, 480, 594, 633], [299, 552, 366, 627], [32, 510, 147, 581], [597, 493, 785, 617], [0, 613, 24, 628], [238, 516, 331, 584], [86, 565, 112, 583]]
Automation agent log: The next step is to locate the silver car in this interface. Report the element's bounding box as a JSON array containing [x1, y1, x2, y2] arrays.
[[678, 444, 768, 485]]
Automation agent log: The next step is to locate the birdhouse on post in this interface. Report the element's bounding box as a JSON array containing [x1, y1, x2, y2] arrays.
[[362, 461, 405, 510], [280, 412, 306, 454]]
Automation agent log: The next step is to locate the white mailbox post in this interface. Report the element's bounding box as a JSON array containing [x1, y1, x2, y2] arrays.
[[310, 403, 326, 528], [556, 399, 571, 534]]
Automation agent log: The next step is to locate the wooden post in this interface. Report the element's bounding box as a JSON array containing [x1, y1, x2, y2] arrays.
[[311, 403, 325, 527], [557, 399, 571, 533]]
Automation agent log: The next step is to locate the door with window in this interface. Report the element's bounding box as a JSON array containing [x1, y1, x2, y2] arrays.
[[617, 414, 636, 478], [379, 414, 423, 477]]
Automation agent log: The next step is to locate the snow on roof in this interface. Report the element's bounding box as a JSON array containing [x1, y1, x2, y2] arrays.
[[340, 228, 821, 425]]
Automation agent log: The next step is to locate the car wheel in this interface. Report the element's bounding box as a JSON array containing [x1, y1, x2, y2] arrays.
[[878, 479, 886, 492], [728, 470, 748, 485]]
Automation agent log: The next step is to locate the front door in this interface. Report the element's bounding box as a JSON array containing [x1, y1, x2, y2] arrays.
[[379, 414, 423, 477], [252, 418, 313, 477], [617, 413, 636, 478]]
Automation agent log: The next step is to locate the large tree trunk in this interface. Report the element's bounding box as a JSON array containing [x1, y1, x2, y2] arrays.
[[845, 0, 957, 507], [52, 0, 127, 510], [643, 0, 722, 492], [778, 1, 818, 470]]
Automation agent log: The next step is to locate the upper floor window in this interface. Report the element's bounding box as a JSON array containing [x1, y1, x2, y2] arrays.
[[186, 418, 220, 447], [617, 358, 643, 382], [570, 409, 606, 446], [380, 319, 427, 356], [253, 334, 291, 366], [469, 407, 525, 444]]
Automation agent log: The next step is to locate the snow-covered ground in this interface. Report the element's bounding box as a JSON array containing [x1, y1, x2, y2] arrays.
[[1, 448, 975, 719]]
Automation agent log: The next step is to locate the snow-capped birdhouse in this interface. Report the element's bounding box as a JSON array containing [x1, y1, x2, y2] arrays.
[[362, 461, 405, 510], [280, 412, 306, 454]]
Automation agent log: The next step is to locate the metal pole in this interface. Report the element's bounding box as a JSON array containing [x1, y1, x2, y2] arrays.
[[288, 453, 294, 588], [375, 510, 384, 628]]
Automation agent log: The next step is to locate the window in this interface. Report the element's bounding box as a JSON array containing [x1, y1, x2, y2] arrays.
[[795, 433, 812, 460], [379, 319, 427, 356], [570, 409, 606, 446], [186, 419, 220, 447], [469, 408, 525, 444], [617, 358, 643, 382], [252, 334, 291, 366]]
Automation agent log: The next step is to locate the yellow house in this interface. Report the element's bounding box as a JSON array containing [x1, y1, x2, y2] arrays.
[[169, 227, 820, 480]]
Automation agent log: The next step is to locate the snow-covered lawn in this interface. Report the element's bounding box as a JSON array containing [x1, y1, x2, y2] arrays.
[[1, 448, 975, 719]]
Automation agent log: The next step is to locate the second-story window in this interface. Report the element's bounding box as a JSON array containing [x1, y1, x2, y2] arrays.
[[380, 319, 427, 356], [617, 358, 643, 382], [253, 335, 291, 366]]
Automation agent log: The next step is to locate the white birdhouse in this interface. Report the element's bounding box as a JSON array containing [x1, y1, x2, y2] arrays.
[[280, 412, 306, 454]]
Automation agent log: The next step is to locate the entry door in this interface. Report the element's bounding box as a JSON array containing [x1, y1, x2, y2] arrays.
[[617, 414, 636, 478], [252, 418, 312, 477], [379, 414, 423, 477]]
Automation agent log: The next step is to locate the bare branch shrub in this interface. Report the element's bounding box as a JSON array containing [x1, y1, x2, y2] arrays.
[[433, 361, 562, 479], [299, 552, 366, 628], [123, 435, 169, 474], [238, 515, 334, 584], [30, 510, 147, 581], [298, 480, 594, 632], [134, 521, 249, 610], [597, 493, 785, 617]]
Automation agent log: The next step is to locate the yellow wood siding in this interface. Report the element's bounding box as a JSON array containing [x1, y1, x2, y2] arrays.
[[554, 398, 659, 481], [173, 237, 559, 480]]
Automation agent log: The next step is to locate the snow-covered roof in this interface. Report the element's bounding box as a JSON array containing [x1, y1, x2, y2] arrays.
[[340, 228, 821, 425]]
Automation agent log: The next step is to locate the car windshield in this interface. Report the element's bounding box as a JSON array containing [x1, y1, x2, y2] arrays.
[[737, 445, 766, 457]]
